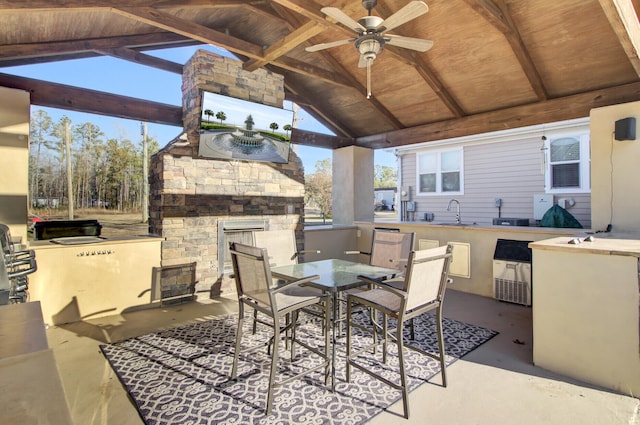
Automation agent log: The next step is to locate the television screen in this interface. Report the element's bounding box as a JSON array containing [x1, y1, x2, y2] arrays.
[[197, 90, 294, 164]]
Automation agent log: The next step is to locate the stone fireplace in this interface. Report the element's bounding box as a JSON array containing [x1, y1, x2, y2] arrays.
[[149, 50, 305, 295]]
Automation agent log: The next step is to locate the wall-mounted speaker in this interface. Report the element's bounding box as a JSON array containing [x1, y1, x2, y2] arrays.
[[614, 117, 636, 141]]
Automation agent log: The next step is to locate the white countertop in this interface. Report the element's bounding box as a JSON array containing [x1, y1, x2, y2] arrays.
[[530, 234, 640, 257]]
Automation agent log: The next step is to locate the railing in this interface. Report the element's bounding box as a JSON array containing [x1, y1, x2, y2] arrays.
[[303, 212, 329, 226]]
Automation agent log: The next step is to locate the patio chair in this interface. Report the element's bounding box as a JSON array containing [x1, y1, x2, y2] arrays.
[[229, 242, 331, 415], [345, 244, 453, 419], [253, 229, 320, 268], [344, 229, 415, 335], [252, 229, 323, 333], [346, 228, 415, 271]]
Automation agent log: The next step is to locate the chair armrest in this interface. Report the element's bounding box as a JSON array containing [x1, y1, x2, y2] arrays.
[[357, 274, 407, 298], [344, 250, 370, 256], [271, 274, 321, 294]]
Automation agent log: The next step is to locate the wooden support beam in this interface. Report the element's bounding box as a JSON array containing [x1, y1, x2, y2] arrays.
[[243, 21, 324, 72], [355, 82, 640, 149], [290, 128, 353, 149], [599, 0, 640, 77], [96, 47, 183, 74], [0, 73, 183, 127], [111, 7, 264, 59], [463, 0, 548, 100]]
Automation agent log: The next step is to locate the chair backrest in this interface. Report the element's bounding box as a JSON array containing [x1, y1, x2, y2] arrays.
[[403, 244, 453, 312], [253, 229, 299, 266], [369, 229, 415, 271], [229, 242, 273, 307]]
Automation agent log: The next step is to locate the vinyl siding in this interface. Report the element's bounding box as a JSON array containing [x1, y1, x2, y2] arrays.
[[399, 130, 592, 228]]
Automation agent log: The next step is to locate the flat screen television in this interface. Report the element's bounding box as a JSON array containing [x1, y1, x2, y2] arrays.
[[197, 90, 294, 164]]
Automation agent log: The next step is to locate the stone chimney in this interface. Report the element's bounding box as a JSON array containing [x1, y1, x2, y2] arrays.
[[149, 50, 305, 296]]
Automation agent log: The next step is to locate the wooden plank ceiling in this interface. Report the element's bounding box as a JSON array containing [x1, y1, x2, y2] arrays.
[[0, 0, 640, 150]]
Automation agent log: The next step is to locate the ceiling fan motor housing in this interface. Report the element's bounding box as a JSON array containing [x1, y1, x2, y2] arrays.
[[355, 34, 385, 60]]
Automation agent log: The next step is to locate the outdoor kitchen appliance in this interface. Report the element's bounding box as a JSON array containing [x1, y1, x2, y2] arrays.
[[493, 239, 532, 306], [33, 219, 102, 240]]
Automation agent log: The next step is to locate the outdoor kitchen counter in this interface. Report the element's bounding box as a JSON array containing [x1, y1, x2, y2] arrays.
[[351, 221, 580, 298], [530, 235, 640, 397], [28, 235, 162, 325]]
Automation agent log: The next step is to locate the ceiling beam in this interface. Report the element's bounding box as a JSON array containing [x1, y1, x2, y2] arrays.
[[270, 0, 404, 129], [243, 21, 324, 72], [463, 0, 548, 100], [356, 81, 640, 149], [283, 78, 356, 138], [373, 2, 466, 118], [290, 128, 353, 149], [598, 0, 640, 77], [0, 1, 246, 11], [0, 32, 192, 62], [0, 72, 183, 127], [96, 47, 183, 74], [111, 7, 265, 59]]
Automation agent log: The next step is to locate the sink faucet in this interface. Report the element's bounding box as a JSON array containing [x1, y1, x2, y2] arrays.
[[447, 199, 461, 224]]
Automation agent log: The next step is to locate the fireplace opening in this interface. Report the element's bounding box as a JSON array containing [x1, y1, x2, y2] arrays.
[[217, 220, 267, 276]]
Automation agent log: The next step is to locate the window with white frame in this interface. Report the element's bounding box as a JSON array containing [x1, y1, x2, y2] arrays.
[[545, 133, 590, 193], [417, 148, 463, 195]]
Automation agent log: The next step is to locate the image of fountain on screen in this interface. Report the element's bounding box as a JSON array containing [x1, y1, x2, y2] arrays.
[[197, 91, 294, 164]]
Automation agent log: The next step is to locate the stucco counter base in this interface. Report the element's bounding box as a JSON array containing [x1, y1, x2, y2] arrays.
[[29, 236, 162, 325], [530, 236, 640, 396]]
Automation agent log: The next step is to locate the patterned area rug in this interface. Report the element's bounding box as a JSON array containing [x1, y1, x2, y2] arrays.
[[101, 312, 497, 424]]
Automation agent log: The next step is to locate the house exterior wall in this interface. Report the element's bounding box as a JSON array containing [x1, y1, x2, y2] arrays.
[[396, 119, 592, 229]]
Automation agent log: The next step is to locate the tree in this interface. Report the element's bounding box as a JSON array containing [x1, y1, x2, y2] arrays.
[[215, 111, 226, 125], [29, 109, 54, 205], [51, 115, 75, 208], [374, 164, 398, 188], [283, 124, 292, 137], [269, 122, 279, 132], [73, 122, 104, 209], [204, 109, 214, 123], [305, 158, 332, 216]]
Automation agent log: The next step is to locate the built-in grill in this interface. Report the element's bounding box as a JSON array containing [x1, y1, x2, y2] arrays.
[[33, 219, 102, 240]]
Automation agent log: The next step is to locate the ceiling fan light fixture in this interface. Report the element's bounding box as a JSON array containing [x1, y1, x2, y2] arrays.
[[356, 35, 383, 58]]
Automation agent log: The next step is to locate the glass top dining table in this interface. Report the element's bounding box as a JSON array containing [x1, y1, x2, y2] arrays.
[[271, 259, 399, 293], [271, 259, 400, 390]]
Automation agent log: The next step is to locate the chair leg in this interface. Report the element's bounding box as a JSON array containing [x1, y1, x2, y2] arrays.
[[290, 311, 298, 360], [266, 321, 280, 415], [324, 297, 331, 388], [436, 306, 447, 387], [382, 313, 388, 364], [231, 302, 245, 379], [397, 320, 410, 419], [345, 298, 352, 383], [409, 318, 415, 340], [252, 307, 258, 334]]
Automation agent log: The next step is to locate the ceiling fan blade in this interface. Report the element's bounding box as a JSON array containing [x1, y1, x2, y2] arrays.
[[384, 34, 433, 52], [378, 1, 429, 33], [305, 38, 354, 52], [321, 7, 366, 33]]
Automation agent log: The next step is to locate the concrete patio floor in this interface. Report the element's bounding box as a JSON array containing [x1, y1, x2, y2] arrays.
[[46, 289, 640, 425]]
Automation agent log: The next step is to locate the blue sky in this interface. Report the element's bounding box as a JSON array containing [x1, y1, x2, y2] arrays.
[[4, 44, 396, 173]]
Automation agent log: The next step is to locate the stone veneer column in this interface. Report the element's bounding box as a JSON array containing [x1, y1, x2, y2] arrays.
[[149, 50, 305, 295]]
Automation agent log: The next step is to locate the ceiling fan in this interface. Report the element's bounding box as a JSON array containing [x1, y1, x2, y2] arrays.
[[306, 0, 433, 99]]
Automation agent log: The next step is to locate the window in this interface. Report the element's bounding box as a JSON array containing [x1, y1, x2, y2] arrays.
[[417, 148, 463, 195], [545, 133, 590, 193]]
